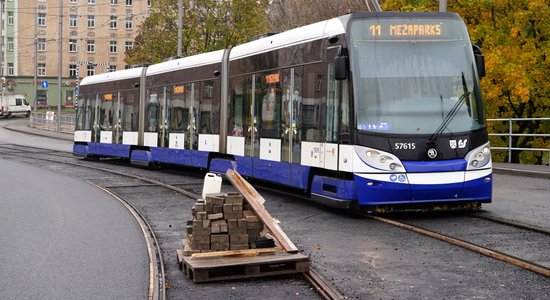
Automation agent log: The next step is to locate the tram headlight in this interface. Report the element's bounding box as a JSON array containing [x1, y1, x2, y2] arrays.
[[357, 146, 404, 172], [466, 142, 491, 170]]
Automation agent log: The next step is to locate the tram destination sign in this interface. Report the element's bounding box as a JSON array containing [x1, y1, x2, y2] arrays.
[[369, 23, 441, 37], [353, 17, 465, 41]]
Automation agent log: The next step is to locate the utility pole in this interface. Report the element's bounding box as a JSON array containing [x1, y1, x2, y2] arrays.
[[33, 7, 38, 115], [57, 0, 62, 131], [177, 0, 183, 57], [440, 0, 447, 12], [0, 0, 5, 80]]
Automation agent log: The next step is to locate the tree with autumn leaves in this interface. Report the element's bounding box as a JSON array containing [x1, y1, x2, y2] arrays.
[[382, 0, 549, 163], [125, 0, 268, 64]]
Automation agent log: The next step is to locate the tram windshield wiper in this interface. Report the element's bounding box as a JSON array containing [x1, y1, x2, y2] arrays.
[[430, 72, 471, 143]]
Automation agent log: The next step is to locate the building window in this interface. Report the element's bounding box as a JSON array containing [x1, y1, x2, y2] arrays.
[[87, 64, 95, 76], [38, 63, 46, 76], [38, 38, 46, 52], [87, 40, 95, 53], [126, 0, 133, 6], [7, 38, 14, 52], [125, 41, 133, 50], [69, 39, 77, 52], [87, 15, 95, 28], [110, 16, 118, 28], [108, 65, 117, 72], [88, 0, 96, 4], [147, 0, 151, 6], [69, 15, 77, 27], [109, 41, 118, 53], [69, 0, 77, 3], [125, 17, 133, 29], [8, 63, 14, 76], [111, 0, 118, 4], [7, 12, 14, 25], [38, 13, 46, 26], [69, 64, 78, 77]]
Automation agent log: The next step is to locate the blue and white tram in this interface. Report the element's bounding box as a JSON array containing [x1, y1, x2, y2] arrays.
[[74, 11, 492, 210]]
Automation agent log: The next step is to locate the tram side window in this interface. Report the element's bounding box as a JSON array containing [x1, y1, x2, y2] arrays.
[[89, 94, 98, 130], [200, 80, 217, 134], [257, 71, 282, 139], [229, 76, 252, 138], [122, 90, 139, 131], [145, 89, 160, 132], [76, 93, 93, 131], [169, 84, 187, 134], [302, 64, 326, 142], [100, 93, 113, 131]]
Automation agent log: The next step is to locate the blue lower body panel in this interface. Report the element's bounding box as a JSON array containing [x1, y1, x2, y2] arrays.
[[73, 144, 89, 156], [210, 158, 235, 174], [311, 176, 356, 202], [354, 170, 492, 206], [354, 174, 412, 206], [460, 174, 492, 202], [88, 142, 130, 158]]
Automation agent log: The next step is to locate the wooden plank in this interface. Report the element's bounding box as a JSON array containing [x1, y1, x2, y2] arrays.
[[225, 169, 299, 253], [185, 252, 308, 268], [190, 247, 283, 259]]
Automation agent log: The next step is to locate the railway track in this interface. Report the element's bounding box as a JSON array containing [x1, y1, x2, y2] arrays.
[[369, 214, 550, 278], [0, 144, 346, 300]]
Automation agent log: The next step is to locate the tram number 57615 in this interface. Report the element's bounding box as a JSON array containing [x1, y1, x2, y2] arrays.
[[395, 143, 416, 150]]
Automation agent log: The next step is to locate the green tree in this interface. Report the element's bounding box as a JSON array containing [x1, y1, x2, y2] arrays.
[[126, 0, 269, 65], [382, 0, 550, 164]]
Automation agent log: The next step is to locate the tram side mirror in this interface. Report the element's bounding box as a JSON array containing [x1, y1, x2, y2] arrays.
[[473, 45, 486, 78], [335, 55, 348, 80]]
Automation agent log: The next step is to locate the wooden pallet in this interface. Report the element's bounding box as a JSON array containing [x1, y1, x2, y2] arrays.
[[177, 250, 309, 283]]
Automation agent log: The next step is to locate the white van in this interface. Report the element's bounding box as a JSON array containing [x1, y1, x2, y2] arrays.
[[0, 92, 31, 118]]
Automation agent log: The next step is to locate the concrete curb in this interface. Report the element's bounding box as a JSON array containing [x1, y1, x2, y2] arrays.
[[3, 125, 74, 142]]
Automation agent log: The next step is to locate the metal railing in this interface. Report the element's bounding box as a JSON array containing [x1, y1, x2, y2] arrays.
[[29, 112, 76, 134], [487, 118, 550, 165]]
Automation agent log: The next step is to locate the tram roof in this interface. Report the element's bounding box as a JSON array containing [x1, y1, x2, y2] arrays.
[[146, 50, 225, 76], [230, 17, 346, 61], [80, 67, 145, 86]]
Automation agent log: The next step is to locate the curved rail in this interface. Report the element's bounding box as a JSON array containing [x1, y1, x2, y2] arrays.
[[369, 215, 550, 278]]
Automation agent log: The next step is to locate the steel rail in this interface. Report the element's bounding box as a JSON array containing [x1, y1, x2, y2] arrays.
[[0, 145, 343, 300], [303, 269, 346, 300], [84, 182, 166, 300], [470, 213, 550, 236], [369, 215, 550, 278]]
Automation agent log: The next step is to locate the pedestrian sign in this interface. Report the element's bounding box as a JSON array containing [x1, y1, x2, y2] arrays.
[[41, 81, 49, 89]]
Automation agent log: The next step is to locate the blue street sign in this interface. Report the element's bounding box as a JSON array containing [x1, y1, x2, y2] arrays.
[[41, 81, 49, 89]]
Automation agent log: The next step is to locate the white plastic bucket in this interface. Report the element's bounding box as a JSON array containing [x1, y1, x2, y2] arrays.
[[202, 173, 222, 198]]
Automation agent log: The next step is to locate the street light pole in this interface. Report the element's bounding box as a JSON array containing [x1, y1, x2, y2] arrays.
[[57, 0, 62, 131], [177, 0, 182, 57]]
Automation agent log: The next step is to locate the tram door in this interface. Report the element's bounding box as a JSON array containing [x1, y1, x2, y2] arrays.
[[91, 94, 101, 143], [113, 92, 122, 144], [283, 68, 304, 185], [158, 87, 169, 148]]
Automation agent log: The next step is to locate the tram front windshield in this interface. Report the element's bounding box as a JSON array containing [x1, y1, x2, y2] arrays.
[[350, 17, 485, 135]]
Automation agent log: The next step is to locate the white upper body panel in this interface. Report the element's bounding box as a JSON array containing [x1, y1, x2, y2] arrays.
[[230, 17, 346, 61], [79, 67, 144, 86], [146, 50, 225, 76]]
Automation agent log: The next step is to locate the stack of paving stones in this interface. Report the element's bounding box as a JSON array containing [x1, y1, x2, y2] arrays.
[[182, 192, 266, 256]]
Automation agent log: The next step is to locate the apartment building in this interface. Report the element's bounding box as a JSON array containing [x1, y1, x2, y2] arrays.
[[1, 0, 151, 106]]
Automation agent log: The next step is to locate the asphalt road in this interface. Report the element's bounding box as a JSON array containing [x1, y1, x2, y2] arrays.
[[0, 158, 149, 299]]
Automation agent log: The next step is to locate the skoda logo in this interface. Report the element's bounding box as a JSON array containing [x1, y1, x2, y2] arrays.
[[427, 148, 438, 159]]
